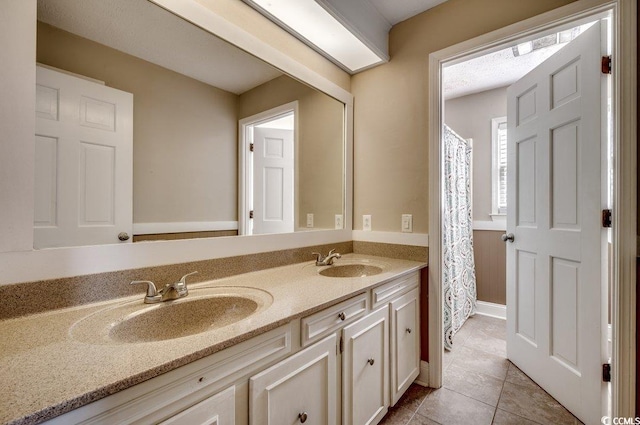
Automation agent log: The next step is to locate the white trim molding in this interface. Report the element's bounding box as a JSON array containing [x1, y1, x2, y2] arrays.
[[475, 301, 507, 320], [352, 230, 429, 247], [429, 1, 635, 417], [133, 221, 238, 235], [414, 361, 430, 387]]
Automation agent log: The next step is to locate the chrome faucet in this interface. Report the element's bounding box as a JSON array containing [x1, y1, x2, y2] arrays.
[[312, 249, 341, 266], [130, 271, 198, 303]]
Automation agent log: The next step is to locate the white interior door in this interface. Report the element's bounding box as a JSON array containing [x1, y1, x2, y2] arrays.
[[506, 21, 608, 424], [35, 65, 133, 248], [252, 127, 294, 234]]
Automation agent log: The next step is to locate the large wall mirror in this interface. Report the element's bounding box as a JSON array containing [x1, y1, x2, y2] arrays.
[[34, 0, 345, 249]]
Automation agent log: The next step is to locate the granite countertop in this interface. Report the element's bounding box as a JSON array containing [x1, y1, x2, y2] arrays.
[[0, 254, 426, 425]]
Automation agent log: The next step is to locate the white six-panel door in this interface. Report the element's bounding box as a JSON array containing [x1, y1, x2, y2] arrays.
[[506, 21, 608, 424], [35, 65, 133, 248], [252, 127, 294, 235]]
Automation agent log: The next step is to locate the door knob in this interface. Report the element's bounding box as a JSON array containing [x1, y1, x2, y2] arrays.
[[501, 233, 514, 243], [118, 232, 130, 241]]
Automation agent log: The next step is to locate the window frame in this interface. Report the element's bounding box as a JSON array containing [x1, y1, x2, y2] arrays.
[[491, 116, 507, 216]]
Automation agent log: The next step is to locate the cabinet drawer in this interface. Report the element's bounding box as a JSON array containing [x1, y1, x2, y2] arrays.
[[301, 293, 367, 346], [371, 272, 419, 309]]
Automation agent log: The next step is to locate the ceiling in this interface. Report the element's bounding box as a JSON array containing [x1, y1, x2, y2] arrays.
[[443, 23, 594, 99], [37, 0, 282, 95], [368, 0, 449, 25]]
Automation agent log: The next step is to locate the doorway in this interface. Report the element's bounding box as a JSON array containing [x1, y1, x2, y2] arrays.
[[427, 2, 635, 423], [238, 101, 298, 235]]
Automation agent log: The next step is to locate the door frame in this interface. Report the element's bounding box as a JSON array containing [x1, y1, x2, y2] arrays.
[[427, 0, 636, 419], [238, 101, 299, 235]]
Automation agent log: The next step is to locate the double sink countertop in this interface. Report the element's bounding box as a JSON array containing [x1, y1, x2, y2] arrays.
[[0, 254, 426, 425]]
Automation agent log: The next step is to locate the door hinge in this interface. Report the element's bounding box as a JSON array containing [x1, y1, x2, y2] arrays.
[[249, 143, 254, 152], [601, 56, 612, 74], [602, 209, 612, 228], [339, 336, 343, 354], [603, 363, 611, 382], [249, 210, 254, 219]]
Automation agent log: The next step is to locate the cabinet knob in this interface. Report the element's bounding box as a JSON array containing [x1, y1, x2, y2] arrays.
[[406, 328, 412, 334], [338, 312, 346, 321], [298, 412, 308, 423], [118, 232, 130, 241], [367, 358, 375, 366]]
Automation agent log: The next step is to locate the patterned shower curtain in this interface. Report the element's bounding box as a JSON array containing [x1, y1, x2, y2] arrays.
[[443, 125, 477, 351]]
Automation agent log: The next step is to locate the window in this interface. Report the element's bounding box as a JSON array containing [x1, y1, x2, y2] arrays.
[[491, 117, 507, 215]]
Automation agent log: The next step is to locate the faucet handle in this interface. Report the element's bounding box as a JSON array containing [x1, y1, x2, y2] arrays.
[[130, 280, 162, 304], [327, 249, 335, 256], [178, 271, 198, 285]]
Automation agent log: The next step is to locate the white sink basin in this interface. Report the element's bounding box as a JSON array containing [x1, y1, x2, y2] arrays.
[[319, 264, 384, 278]]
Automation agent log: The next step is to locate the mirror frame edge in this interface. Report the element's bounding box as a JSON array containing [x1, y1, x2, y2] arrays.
[[0, 0, 353, 285]]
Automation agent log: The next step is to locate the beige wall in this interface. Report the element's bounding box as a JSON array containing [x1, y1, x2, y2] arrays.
[[351, 0, 576, 233], [474, 230, 507, 304], [239, 76, 344, 230], [445, 87, 507, 222], [37, 22, 239, 225]]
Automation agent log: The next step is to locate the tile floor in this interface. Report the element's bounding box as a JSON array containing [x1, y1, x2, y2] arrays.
[[379, 314, 583, 425]]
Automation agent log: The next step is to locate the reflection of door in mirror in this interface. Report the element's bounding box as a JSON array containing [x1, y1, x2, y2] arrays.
[[34, 65, 133, 249], [252, 114, 295, 235], [35, 0, 345, 247]]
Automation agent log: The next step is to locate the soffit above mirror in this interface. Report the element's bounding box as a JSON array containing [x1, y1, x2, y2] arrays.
[[241, 0, 450, 73], [37, 0, 282, 94]]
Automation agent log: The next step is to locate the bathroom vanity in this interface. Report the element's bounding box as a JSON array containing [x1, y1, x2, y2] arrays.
[[0, 254, 425, 425]]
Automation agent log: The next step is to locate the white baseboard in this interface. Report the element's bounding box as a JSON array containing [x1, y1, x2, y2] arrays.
[[475, 301, 506, 320], [414, 361, 430, 387], [133, 221, 238, 235]]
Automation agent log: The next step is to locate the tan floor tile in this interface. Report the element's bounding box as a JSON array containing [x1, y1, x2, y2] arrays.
[[492, 408, 541, 425], [395, 383, 431, 412], [443, 347, 456, 370], [443, 364, 505, 406], [449, 346, 510, 380], [378, 406, 415, 425], [505, 362, 539, 391], [409, 413, 441, 425], [464, 332, 507, 357], [418, 387, 495, 425], [497, 381, 580, 425]]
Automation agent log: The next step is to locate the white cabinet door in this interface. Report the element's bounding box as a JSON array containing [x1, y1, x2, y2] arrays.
[[35, 65, 133, 248], [390, 287, 420, 406], [250, 334, 337, 425], [159, 386, 235, 425], [342, 307, 389, 425]]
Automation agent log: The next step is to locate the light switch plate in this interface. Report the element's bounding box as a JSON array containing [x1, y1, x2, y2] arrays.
[[335, 214, 343, 229], [363, 215, 372, 231], [402, 214, 413, 233], [307, 213, 314, 228]]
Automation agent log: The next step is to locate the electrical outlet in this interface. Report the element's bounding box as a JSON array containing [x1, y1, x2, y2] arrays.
[[306, 213, 314, 228], [402, 214, 413, 233], [363, 215, 372, 231], [335, 214, 343, 229]]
